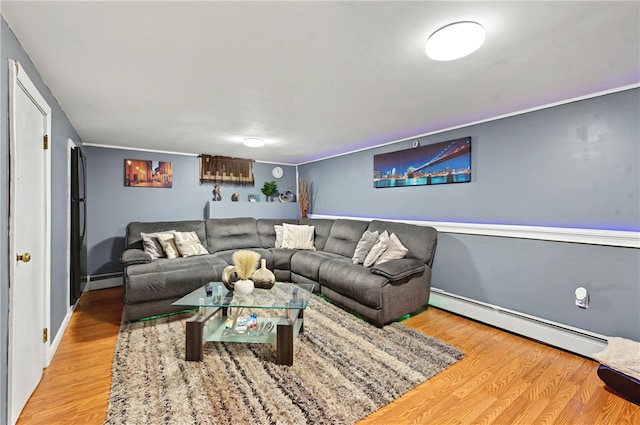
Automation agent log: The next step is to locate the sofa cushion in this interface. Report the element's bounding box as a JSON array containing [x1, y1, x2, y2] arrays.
[[141, 230, 175, 259], [174, 231, 209, 257], [363, 231, 389, 267], [156, 233, 181, 259], [205, 218, 261, 253], [375, 232, 409, 265], [370, 258, 426, 280], [124, 256, 228, 303], [275, 225, 284, 248], [322, 219, 370, 258], [212, 248, 273, 267], [281, 223, 315, 250], [319, 259, 389, 309], [256, 218, 299, 248], [352, 230, 379, 264], [367, 220, 438, 266], [290, 250, 346, 282], [126, 221, 206, 251], [299, 218, 335, 251], [271, 248, 298, 270]]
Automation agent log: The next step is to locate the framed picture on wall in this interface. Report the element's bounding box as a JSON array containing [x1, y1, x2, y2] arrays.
[[373, 137, 471, 188], [124, 159, 173, 188]]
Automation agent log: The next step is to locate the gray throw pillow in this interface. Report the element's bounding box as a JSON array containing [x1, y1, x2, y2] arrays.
[[351, 230, 379, 264]]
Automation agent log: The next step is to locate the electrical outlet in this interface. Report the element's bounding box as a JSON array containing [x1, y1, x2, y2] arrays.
[[575, 287, 589, 309]]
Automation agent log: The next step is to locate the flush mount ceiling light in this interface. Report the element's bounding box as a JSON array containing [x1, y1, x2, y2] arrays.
[[425, 21, 486, 61], [243, 137, 265, 148]]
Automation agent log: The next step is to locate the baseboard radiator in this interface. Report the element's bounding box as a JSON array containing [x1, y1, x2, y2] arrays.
[[429, 288, 607, 359], [84, 272, 123, 291]]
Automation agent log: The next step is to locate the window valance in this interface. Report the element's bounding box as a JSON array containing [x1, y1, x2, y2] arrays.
[[199, 155, 254, 186]]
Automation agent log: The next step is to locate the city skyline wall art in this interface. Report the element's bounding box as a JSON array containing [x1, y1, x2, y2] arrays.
[[373, 137, 471, 188]]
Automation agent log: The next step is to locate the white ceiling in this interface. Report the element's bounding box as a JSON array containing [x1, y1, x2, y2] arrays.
[[2, 1, 639, 164]]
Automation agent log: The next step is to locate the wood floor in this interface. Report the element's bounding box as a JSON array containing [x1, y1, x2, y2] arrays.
[[18, 287, 639, 425]]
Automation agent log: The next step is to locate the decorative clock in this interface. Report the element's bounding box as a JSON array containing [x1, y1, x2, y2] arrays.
[[272, 166, 284, 179]]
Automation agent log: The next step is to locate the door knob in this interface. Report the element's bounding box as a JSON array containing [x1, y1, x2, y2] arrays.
[[16, 252, 31, 263]]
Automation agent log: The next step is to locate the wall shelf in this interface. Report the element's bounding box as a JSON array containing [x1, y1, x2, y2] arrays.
[[206, 200, 300, 220]]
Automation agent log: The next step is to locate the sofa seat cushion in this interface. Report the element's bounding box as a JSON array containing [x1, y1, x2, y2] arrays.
[[211, 248, 273, 268], [271, 248, 298, 270], [319, 259, 389, 309], [125, 255, 228, 304], [290, 250, 346, 282]]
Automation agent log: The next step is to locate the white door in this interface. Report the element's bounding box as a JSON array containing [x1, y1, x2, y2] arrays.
[[7, 60, 52, 425]]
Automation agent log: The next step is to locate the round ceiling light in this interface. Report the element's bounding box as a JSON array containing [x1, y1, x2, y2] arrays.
[[425, 21, 486, 61], [243, 137, 265, 148]]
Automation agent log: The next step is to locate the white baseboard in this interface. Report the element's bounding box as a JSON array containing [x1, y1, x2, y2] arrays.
[[429, 289, 608, 358], [84, 274, 123, 291], [46, 303, 76, 366]]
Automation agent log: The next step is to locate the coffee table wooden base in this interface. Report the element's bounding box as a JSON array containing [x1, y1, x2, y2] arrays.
[[185, 307, 304, 365]]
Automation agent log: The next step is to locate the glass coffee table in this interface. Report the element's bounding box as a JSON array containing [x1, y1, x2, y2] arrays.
[[172, 282, 314, 366]]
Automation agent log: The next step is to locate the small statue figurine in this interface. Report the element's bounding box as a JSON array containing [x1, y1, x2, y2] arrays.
[[231, 193, 240, 202], [212, 185, 222, 201]]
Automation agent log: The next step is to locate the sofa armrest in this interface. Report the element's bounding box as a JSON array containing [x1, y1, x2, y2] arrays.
[[120, 249, 152, 267], [370, 258, 426, 281]]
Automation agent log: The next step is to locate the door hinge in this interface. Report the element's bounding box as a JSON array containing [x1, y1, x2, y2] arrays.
[[43, 134, 49, 150], [43, 328, 48, 343]]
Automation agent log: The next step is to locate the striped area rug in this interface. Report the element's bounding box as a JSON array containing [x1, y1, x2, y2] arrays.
[[105, 296, 464, 425]]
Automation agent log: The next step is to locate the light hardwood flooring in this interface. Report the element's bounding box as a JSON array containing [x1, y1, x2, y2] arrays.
[[18, 287, 639, 424]]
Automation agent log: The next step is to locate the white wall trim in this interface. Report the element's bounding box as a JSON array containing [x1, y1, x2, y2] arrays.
[[47, 304, 76, 365], [82, 143, 199, 156], [81, 143, 298, 166], [298, 83, 640, 165], [309, 214, 640, 248], [429, 289, 607, 358], [85, 274, 123, 291]]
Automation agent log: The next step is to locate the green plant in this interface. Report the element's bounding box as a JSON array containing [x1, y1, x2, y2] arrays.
[[260, 180, 278, 197]]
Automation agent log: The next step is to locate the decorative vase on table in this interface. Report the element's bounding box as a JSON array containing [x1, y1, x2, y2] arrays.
[[230, 250, 260, 294], [252, 259, 276, 289], [234, 279, 254, 295]]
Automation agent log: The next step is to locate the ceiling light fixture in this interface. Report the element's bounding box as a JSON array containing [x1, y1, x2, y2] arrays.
[[425, 21, 486, 61], [243, 137, 265, 148]]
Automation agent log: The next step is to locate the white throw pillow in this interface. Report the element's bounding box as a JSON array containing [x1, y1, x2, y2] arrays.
[[174, 231, 209, 258], [140, 230, 175, 259], [352, 230, 380, 264], [274, 225, 284, 248], [155, 233, 181, 259], [374, 232, 409, 265], [281, 223, 316, 250], [363, 231, 389, 267]]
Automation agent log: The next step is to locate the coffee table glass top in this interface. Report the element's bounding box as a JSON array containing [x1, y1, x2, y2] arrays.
[[172, 282, 315, 310]]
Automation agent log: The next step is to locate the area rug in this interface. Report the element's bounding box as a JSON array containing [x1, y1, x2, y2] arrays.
[[105, 296, 464, 425]]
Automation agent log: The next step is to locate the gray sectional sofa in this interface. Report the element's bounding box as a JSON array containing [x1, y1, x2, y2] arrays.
[[120, 217, 438, 326]]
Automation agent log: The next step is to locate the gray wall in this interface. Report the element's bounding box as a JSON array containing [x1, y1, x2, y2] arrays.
[[84, 146, 298, 276], [299, 88, 640, 340], [1, 17, 84, 423]]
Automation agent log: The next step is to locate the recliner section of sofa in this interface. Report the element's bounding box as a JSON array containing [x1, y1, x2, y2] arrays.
[[120, 216, 437, 325]]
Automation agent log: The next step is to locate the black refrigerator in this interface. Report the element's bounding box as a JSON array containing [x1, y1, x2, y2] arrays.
[[70, 147, 87, 305]]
